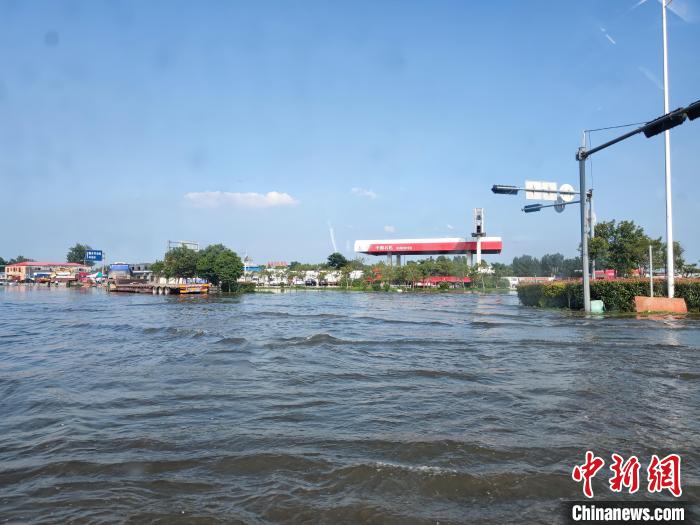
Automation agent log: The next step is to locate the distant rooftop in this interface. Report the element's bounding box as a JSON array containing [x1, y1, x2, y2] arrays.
[[6, 262, 85, 267]]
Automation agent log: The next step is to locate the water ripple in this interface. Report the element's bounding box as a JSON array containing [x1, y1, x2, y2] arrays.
[[1, 287, 698, 523]]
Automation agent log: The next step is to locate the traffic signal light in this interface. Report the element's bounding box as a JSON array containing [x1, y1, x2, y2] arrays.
[[685, 99, 700, 121], [643, 108, 687, 138]]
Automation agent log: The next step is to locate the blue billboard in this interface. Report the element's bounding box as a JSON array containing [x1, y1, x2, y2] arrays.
[[85, 250, 103, 262]]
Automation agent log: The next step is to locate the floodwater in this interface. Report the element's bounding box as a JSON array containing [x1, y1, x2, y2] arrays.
[[1, 286, 698, 524]]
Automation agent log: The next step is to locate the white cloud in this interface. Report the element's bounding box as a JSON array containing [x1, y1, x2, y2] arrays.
[[184, 191, 298, 208], [605, 33, 617, 45], [446, 224, 454, 230], [384, 225, 396, 233], [351, 187, 378, 199]]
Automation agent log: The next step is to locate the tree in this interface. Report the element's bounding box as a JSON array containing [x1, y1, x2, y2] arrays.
[[67, 243, 94, 266], [435, 256, 452, 276], [561, 257, 582, 278], [490, 262, 512, 277], [512, 255, 541, 277], [150, 260, 165, 279], [647, 237, 665, 276], [591, 220, 650, 276], [671, 241, 685, 271], [403, 263, 421, 288], [589, 220, 615, 270], [0, 257, 6, 271], [163, 246, 198, 278], [327, 252, 348, 269], [418, 258, 438, 277], [652, 238, 685, 272], [8, 256, 33, 264], [196, 244, 228, 285], [194, 244, 244, 289], [348, 257, 366, 270], [681, 261, 699, 277], [213, 250, 244, 292], [540, 253, 565, 277], [339, 266, 352, 289]]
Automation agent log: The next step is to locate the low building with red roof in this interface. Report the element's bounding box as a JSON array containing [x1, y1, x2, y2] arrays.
[[416, 276, 472, 287], [5, 261, 87, 282]]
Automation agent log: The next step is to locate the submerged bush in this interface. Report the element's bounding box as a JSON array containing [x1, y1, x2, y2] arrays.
[[517, 279, 700, 312]]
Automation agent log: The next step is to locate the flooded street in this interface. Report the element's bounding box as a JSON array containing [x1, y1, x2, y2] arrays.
[[1, 287, 698, 523]]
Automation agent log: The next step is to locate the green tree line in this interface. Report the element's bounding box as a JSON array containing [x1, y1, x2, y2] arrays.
[[5, 220, 698, 281], [589, 220, 696, 277], [150, 244, 244, 292], [0, 255, 34, 270]]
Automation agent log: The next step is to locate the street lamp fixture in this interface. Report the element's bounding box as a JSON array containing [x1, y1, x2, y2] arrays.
[[491, 185, 520, 195], [522, 204, 542, 213], [493, 178, 598, 311], [522, 200, 581, 213], [491, 185, 578, 196]]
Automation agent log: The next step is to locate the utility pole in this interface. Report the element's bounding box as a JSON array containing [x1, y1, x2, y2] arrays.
[[649, 245, 654, 297], [574, 100, 699, 312], [578, 133, 591, 313], [588, 189, 595, 280], [662, 0, 675, 298]]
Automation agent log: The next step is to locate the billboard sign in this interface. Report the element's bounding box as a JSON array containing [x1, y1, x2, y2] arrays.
[[525, 180, 558, 201], [85, 250, 103, 262]]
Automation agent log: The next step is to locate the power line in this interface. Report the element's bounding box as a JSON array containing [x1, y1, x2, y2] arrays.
[[584, 122, 646, 188], [584, 121, 647, 133]]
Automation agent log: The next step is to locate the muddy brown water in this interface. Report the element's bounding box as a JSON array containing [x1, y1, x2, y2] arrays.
[[1, 287, 698, 523]]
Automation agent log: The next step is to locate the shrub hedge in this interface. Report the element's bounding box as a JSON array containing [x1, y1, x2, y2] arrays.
[[517, 279, 700, 312], [230, 282, 256, 293]]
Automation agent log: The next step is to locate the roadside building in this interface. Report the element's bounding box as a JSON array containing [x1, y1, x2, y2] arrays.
[[4, 262, 87, 282], [504, 276, 555, 290], [108, 263, 132, 279], [129, 263, 153, 280]]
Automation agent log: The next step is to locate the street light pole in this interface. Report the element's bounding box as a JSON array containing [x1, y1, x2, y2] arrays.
[[649, 244, 654, 297], [579, 133, 591, 313], [588, 189, 595, 280], [662, 0, 675, 298]]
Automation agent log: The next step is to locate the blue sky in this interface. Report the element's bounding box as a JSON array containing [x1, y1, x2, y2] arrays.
[[1, 0, 699, 265]]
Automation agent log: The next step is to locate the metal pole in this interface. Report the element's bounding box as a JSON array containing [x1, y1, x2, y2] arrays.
[[579, 138, 591, 313], [662, 0, 674, 298], [588, 189, 595, 280], [649, 244, 654, 297]]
